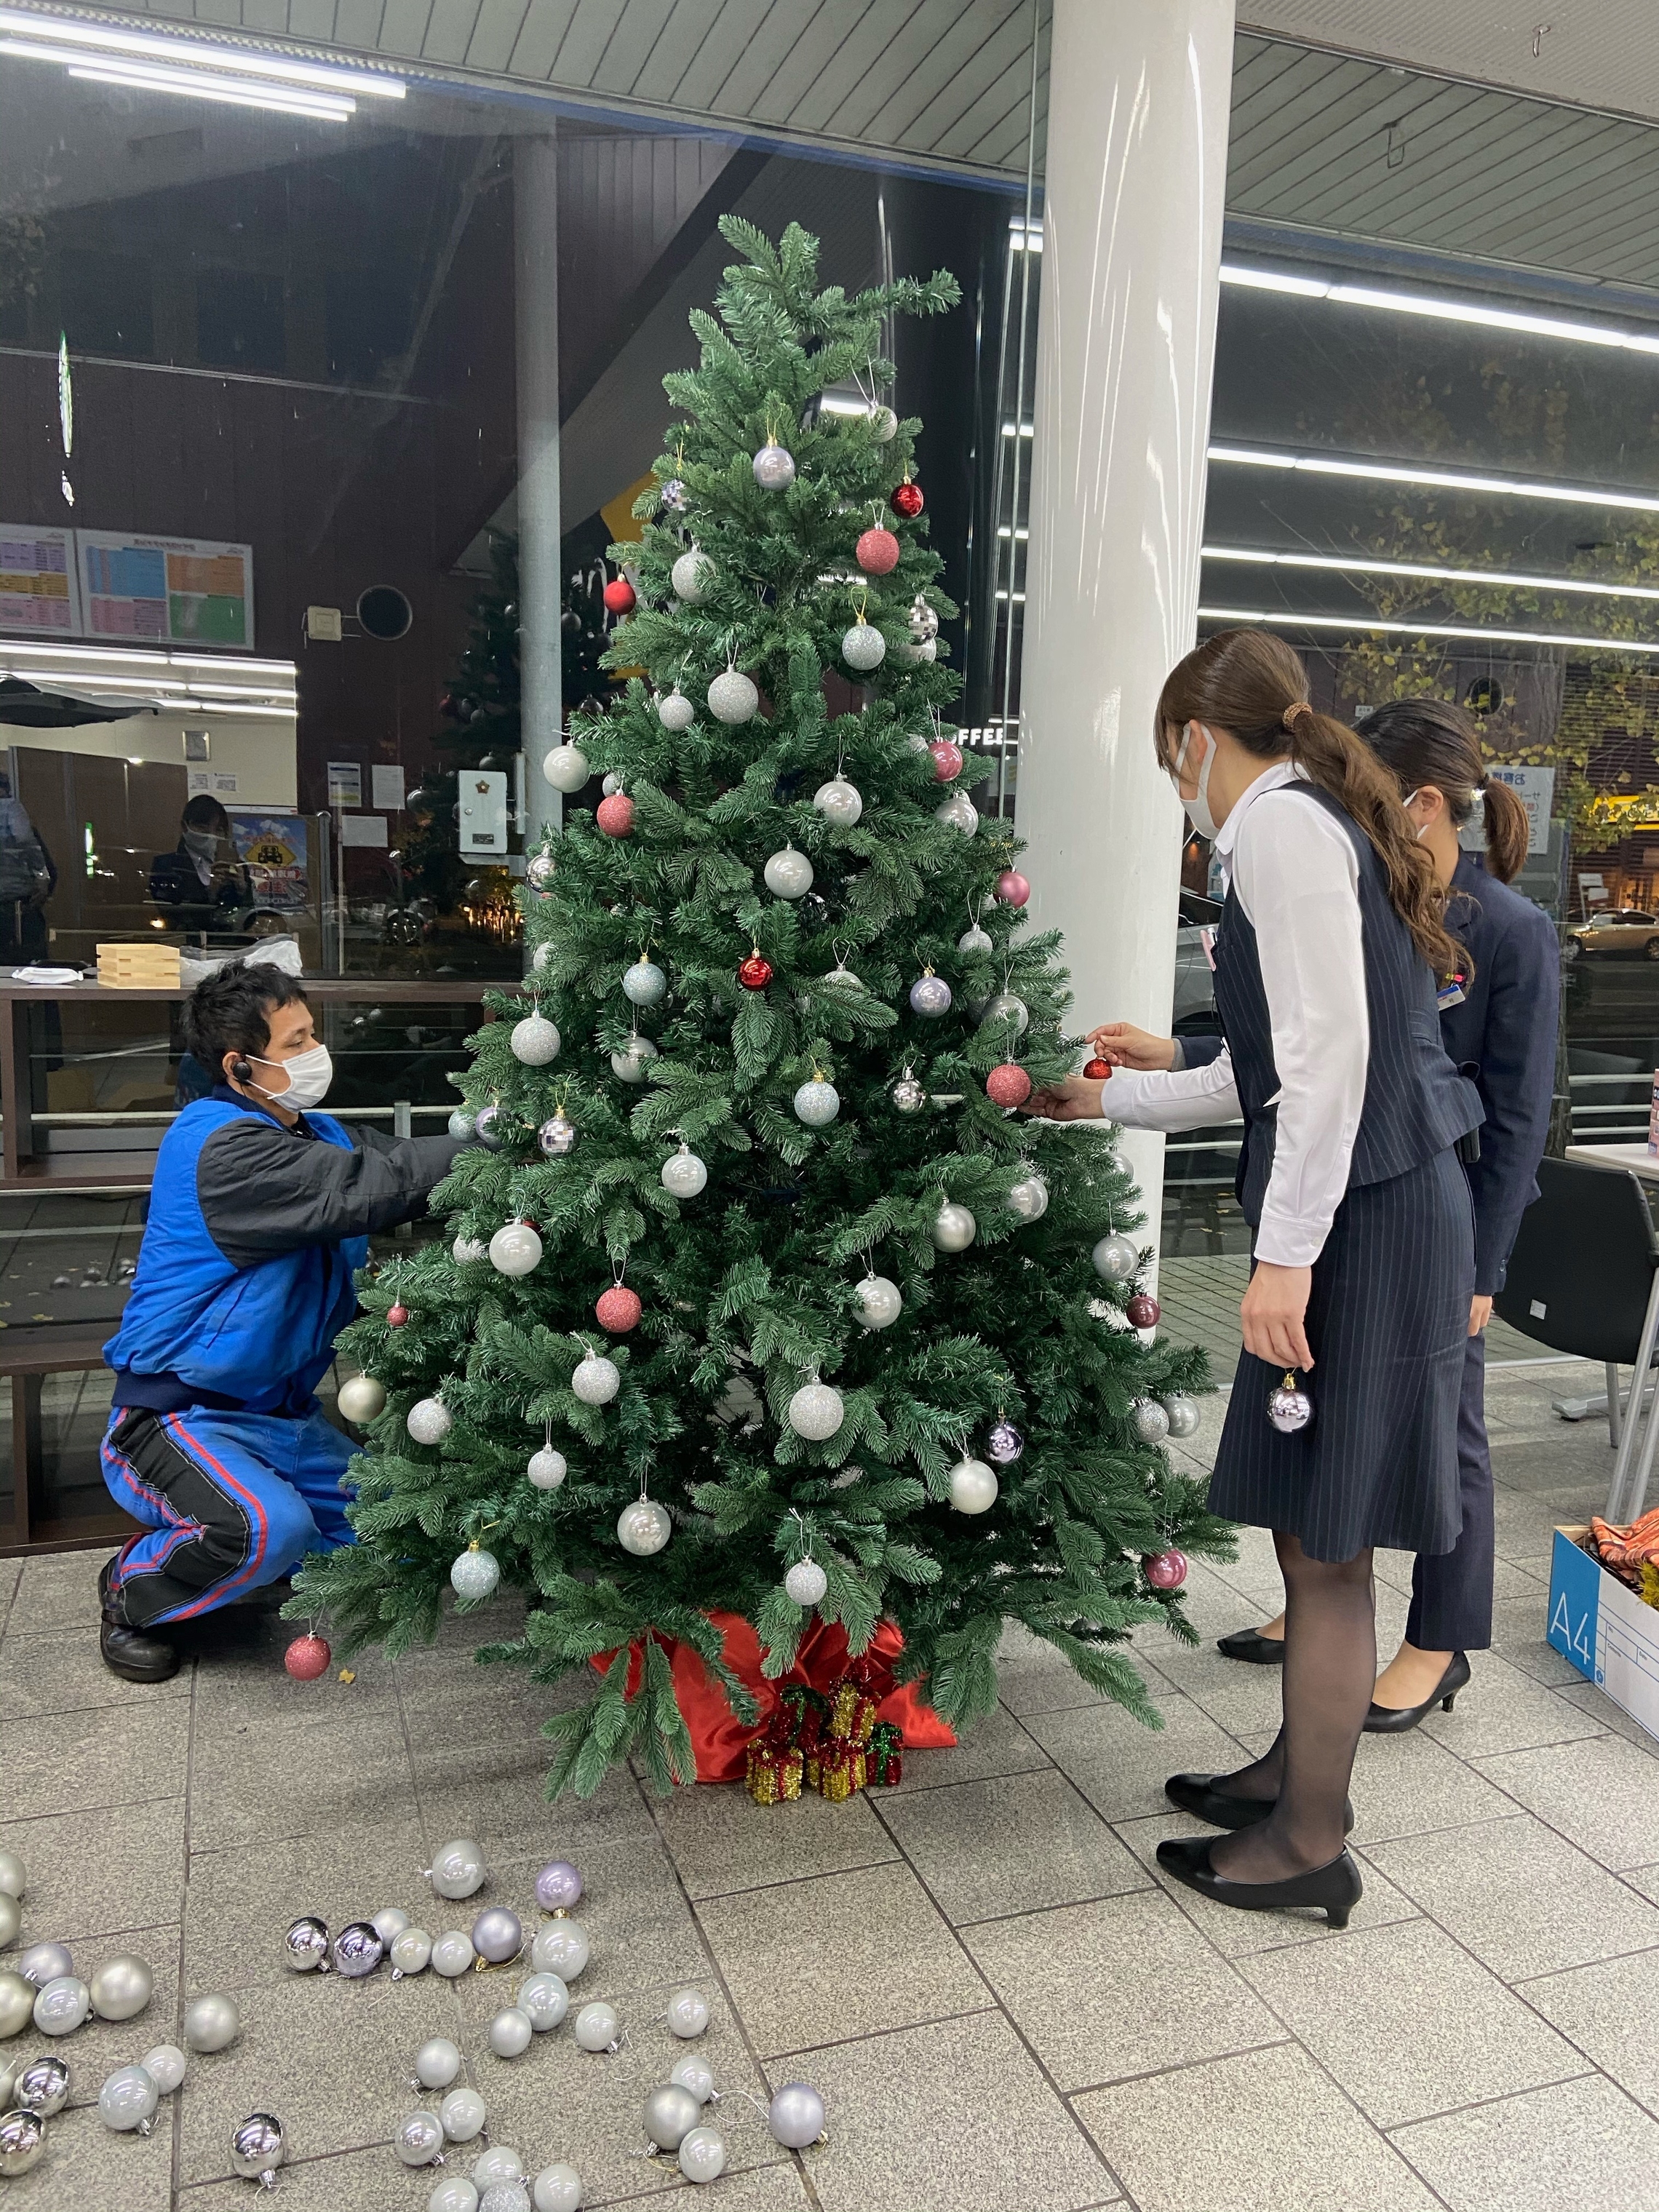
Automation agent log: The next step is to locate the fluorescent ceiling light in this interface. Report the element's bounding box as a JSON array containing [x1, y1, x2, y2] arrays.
[[1203, 544, 1659, 603], [1008, 215, 1042, 253], [1208, 442, 1659, 516], [1220, 263, 1659, 357], [0, 640, 296, 678], [1199, 605, 1659, 655], [0, 7, 403, 96], [1000, 422, 1035, 437], [63, 59, 353, 121]]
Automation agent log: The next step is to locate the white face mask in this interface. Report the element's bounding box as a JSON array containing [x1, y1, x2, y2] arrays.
[[1171, 723, 1221, 842], [1401, 789, 1431, 841], [246, 1043, 333, 1113]]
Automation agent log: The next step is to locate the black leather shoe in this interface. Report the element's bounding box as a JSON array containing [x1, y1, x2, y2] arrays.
[[1156, 1834, 1362, 1927], [1216, 1628, 1286, 1665], [1363, 1651, 1471, 1735], [1165, 1772, 1354, 1834], [99, 1559, 179, 1684]]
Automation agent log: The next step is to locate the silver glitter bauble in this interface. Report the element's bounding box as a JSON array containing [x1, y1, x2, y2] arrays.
[[1132, 1399, 1171, 1445], [284, 1916, 330, 1973], [618, 1499, 672, 1557], [979, 990, 1029, 1037], [891, 1073, 926, 1113], [856, 1275, 902, 1329], [447, 1108, 477, 1140], [490, 1221, 543, 1276], [391, 1926, 433, 1977], [33, 1976, 90, 2034], [538, 1113, 577, 1158], [336, 1374, 386, 1424], [573, 1353, 621, 1405], [140, 2045, 186, 2096], [763, 845, 814, 899], [752, 442, 796, 490], [644, 2082, 702, 2152], [431, 1930, 477, 1978], [670, 2055, 715, 2104], [13, 2055, 70, 2116], [453, 1234, 489, 1265], [793, 1078, 840, 1126], [670, 547, 711, 603], [472, 1907, 523, 1965], [407, 1397, 453, 1447], [812, 776, 864, 827], [1006, 1171, 1049, 1223], [330, 1921, 384, 1978], [935, 791, 979, 835], [532, 2164, 584, 2211], [542, 741, 589, 792], [488, 2008, 533, 2060], [957, 923, 993, 955], [909, 971, 952, 1017], [707, 668, 760, 724], [0, 2109, 45, 2179], [440, 2088, 488, 2142], [573, 2001, 621, 2054], [415, 2038, 463, 2090], [395, 2111, 446, 2167], [517, 1973, 570, 2032], [1162, 1393, 1201, 1439], [677, 2125, 727, 2184], [659, 686, 696, 731], [948, 1457, 998, 1515], [931, 1201, 977, 1252], [450, 1547, 501, 1602], [986, 1417, 1025, 1465], [611, 1034, 659, 1084], [768, 2082, 827, 2148], [1091, 1233, 1138, 1283], [788, 1380, 845, 1440], [510, 1013, 561, 1065], [530, 1919, 589, 1980], [528, 1446, 567, 1491], [231, 2112, 285, 2185], [666, 1986, 709, 2038], [842, 619, 886, 672], [480, 2186, 532, 2212], [99, 2064, 158, 2135], [535, 1860, 584, 1911], [89, 1953, 154, 2021], [429, 1838, 487, 1901], [1268, 1376, 1315, 1434], [661, 1144, 707, 1198], [784, 1559, 828, 1607], [17, 1941, 71, 1988], [623, 959, 667, 1007]]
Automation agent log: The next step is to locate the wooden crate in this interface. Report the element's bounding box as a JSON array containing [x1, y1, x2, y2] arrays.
[[97, 943, 181, 989]]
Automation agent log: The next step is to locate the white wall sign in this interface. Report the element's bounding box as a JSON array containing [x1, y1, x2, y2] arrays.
[[371, 763, 405, 811], [460, 770, 508, 855], [1484, 764, 1556, 856], [341, 813, 389, 848], [78, 530, 254, 649], [326, 760, 362, 808], [0, 525, 81, 635]]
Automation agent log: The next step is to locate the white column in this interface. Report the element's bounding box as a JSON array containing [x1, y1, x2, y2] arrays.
[[515, 130, 562, 915], [1017, 0, 1234, 1272]]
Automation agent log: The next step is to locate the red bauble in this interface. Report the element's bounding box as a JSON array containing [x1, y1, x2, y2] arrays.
[[1144, 1547, 1189, 1591], [856, 525, 900, 575], [995, 869, 1030, 907], [928, 740, 963, 783], [602, 576, 637, 614], [596, 792, 634, 838], [1126, 1293, 1161, 1329], [595, 1284, 642, 1333], [284, 1633, 332, 1682], [1083, 1057, 1113, 1081], [890, 478, 925, 520], [386, 1303, 409, 1328], [738, 951, 773, 990], [985, 1063, 1032, 1109]]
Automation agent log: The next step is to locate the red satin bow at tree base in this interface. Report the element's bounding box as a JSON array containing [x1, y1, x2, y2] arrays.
[[592, 1612, 956, 1789]]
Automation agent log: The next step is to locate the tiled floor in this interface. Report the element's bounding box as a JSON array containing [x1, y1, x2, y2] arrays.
[[4, 1352, 1659, 2211]]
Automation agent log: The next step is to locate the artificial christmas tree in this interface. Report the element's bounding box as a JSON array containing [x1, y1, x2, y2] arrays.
[[291, 218, 1232, 1797]]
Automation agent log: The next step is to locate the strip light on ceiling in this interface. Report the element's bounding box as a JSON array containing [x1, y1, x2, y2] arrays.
[[1199, 605, 1659, 656], [60, 58, 354, 122], [1202, 544, 1659, 604], [1208, 442, 1659, 516], [0, 8, 404, 97], [1220, 263, 1659, 358]]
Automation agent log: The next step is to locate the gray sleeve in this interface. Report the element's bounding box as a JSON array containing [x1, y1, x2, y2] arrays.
[[196, 1121, 465, 1270]]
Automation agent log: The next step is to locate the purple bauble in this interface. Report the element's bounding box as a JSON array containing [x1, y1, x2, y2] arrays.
[[1267, 1377, 1313, 1434], [470, 1906, 523, 1965], [534, 1861, 584, 1914], [985, 1418, 1024, 1467], [475, 1104, 504, 1153]]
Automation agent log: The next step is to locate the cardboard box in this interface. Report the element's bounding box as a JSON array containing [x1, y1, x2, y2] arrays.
[[1548, 1526, 1659, 1746]]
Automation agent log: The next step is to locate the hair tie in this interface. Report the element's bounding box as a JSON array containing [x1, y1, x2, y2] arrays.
[[1282, 700, 1314, 733]]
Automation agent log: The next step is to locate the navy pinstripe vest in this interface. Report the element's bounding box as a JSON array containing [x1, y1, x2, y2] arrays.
[[1214, 781, 1484, 1229]]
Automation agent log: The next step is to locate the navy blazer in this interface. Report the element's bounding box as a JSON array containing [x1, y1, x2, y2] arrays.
[[1174, 851, 1557, 1292]]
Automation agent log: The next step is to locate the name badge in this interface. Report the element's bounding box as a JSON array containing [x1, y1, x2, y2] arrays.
[[1436, 975, 1467, 1011]]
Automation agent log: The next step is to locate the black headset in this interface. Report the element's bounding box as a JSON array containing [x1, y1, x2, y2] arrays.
[[231, 1058, 252, 1082]]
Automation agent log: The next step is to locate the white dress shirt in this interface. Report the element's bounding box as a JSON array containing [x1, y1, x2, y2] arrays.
[[1104, 760, 1369, 1268]]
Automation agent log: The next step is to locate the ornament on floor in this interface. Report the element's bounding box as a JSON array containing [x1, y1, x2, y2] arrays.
[[86, 1955, 151, 2024], [386, 1302, 410, 1328], [474, 1103, 505, 1151], [427, 1839, 487, 1901], [986, 1415, 1024, 1465], [0, 1853, 24, 1902], [752, 437, 795, 490], [488, 2008, 534, 2061], [610, 1033, 659, 1084], [480, 2184, 532, 2212], [677, 2125, 726, 2184], [17, 1943, 70, 1989], [602, 576, 636, 615], [543, 742, 589, 792], [1083, 1053, 1113, 1080], [474, 2149, 526, 2189], [0, 1973, 33, 2040], [928, 739, 963, 782], [533, 2165, 584, 2212], [1006, 1168, 1048, 1222], [33, 1977, 89, 2035], [1131, 1399, 1170, 1445], [1268, 1371, 1314, 1434], [891, 1067, 926, 1113], [856, 518, 899, 574], [623, 958, 667, 1008], [932, 1200, 976, 1252], [596, 789, 634, 838], [331, 1922, 385, 1978], [935, 791, 978, 835], [671, 2055, 715, 2104], [230, 2112, 285, 2187], [390, 1927, 433, 1977], [284, 1632, 332, 1682], [995, 868, 1030, 907], [986, 1062, 1031, 1109], [530, 1917, 589, 1979], [183, 1994, 240, 2053], [573, 2002, 621, 2055], [451, 1539, 501, 1602], [737, 945, 773, 990], [517, 1973, 570, 2032], [12, 2056, 69, 2116], [661, 1139, 709, 1198], [908, 967, 951, 1017], [535, 1860, 584, 1913], [441, 2088, 488, 2143], [394, 2111, 445, 2167], [490, 1220, 543, 1277], [375, 1906, 410, 1945], [793, 1074, 840, 1127], [431, 1932, 475, 1978], [659, 684, 695, 731], [0, 2110, 45, 2179], [788, 1377, 844, 1441], [618, 1493, 672, 1557], [1091, 1232, 1137, 1283], [948, 1454, 998, 1514], [573, 1348, 621, 1404], [664, 1987, 709, 2040], [1145, 1547, 1189, 1591], [472, 1906, 523, 1965], [1161, 1393, 1201, 1438], [644, 2082, 701, 2153], [841, 610, 886, 672], [140, 2045, 186, 2096], [890, 472, 924, 520], [768, 2082, 827, 2148], [670, 546, 711, 603], [539, 1111, 577, 1158], [707, 665, 760, 724], [764, 844, 814, 899], [1125, 1292, 1161, 1329], [528, 1425, 567, 1491], [596, 1279, 642, 1333], [813, 774, 863, 826], [856, 1273, 902, 1329]]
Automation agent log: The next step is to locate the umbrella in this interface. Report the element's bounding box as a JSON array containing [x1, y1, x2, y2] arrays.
[[0, 676, 153, 728]]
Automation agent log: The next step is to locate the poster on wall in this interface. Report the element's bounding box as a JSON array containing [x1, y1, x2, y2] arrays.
[[232, 813, 310, 912], [0, 524, 81, 635], [78, 530, 254, 648]]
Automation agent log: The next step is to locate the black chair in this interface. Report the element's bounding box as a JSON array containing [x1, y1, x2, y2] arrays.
[[1494, 1156, 1659, 1519]]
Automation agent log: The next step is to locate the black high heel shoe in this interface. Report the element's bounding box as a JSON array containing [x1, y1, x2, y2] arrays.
[[1165, 1772, 1353, 1834], [1156, 1834, 1362, 1928], [1216, 1628, 1285, 1666], [1363, 1650, 1471, 1735]]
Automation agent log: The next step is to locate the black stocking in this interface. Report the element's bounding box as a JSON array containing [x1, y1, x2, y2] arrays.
[[1208, 1531, 1374, 1882]]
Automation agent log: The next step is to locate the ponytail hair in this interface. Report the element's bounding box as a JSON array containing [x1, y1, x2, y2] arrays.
[[1359, 696, 1530, 884], [1154, 629, 1465, 980]]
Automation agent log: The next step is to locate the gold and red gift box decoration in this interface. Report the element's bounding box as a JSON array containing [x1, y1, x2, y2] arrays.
[[744, 1730, 804, 1805]]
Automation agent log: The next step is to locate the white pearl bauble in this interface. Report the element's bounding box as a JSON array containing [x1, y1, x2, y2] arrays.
[[932, 1201, 977, 1252], [98, 2063, 157, 2136], [528, 1447, 567, 1491], [909, 971, 952, 1017], [89, 1953, 154, 2022], [793, 1078, 840, 1126], [659, 686, 696, 731], [707, 669, 760, 724], [813, 776, 864, 827], [453, 1235, 488, 1265], [415, 2037, 464, 2090], [440, 2088, 488, 2142], [428, 2181, 478, 2212], [573, 2002, 621, 2053], [511, 1014, 560, 1065], [623, 959, 667, 1006], [530, 1919, 589, 1979], [671, 547, 711, 602], [517, 1973, 570, 2032], [787, 1380, 845, 1440], [948, 1457, 999, 1513], [784, 1559, 828, 1607], [33, 1976, 90, 2034], [337, 1373, 386, 1424], [394, 2112, 446, 2168], [488, 2008, 534, 2060], [490, 1221, 544, 1276], [450, 1548, 501, 1602], [431, 1930, 477, 1978], [936, 792, 979, 835], [671, 2056, 716, 2104], [542, 743, 589, 792], [407, 1397, 453, 1446], [617, 1498, 672, 1556], [532, 2165, 584, 2212], [1163, 1393, 1202, 1439], [429, 1837, 486, 1899], [139, 2045, 186, 2096], [763, 846, 814, 898], [391, 1927, 433, 1976], [661, 1145, 708, 1198], [1092, 1232, 1139, 1282], [667, 1986, 711, 2039], [957, 923, 993, 955], [677, 2125, 727, 2184], [752, 442, 796, 490], [979, 990, 1029, 1037], [572, 1353, 621, 1405], [610, 1035, 659, 1083], [182, 1992, 240, 2053], [1006, 1171, 1049, 1222], [857, 1275, 902, 1328]]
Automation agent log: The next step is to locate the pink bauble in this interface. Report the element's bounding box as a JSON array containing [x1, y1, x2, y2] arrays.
[[1144, 1548, 1188, 1591], [1126, 1293, 1161, 1329], [596, 792, 634, 838], [928, 740, 963, 784], [386, 1303, 409, 1328], [995, 870, 1030, 907], [595, 1284, 642, 1333], [984, 1063, 1032, 1109], [285, 1633, 332, 1681], [856, 525, 900, 575]]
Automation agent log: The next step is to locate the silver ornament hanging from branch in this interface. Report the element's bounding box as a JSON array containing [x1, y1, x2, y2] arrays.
[[450, 1544, 501, 1602], [931, 1200, 977, 1252], [908, 968, 952, 1017], [891, 1069, 926, 1113], [670, 546, 711, 603], [792, 1075, 840, 1128], [813, 776, 863, 827], [707, 667, 760, 725], [611, 1033, 659, 1085], [661, 1140, 708, 1198], [784, 1557, 828, 1607], [842, 613, 886, 672], [763, 845, 814, 899], [623, 958, 667, 1007], [787, 1378, 844, 1441], [510, 1013, 560, 1065], [751, 441, 796, 490], [1131, 1399, 1171, 1445], [659, 685, 695, 731]]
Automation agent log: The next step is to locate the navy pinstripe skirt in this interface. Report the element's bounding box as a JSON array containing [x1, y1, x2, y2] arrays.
[[1208, 1147, 1475, 1562]]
